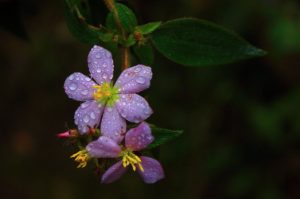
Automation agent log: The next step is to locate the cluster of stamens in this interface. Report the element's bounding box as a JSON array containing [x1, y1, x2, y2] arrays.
[[120, 149, 144, 172], [93, 83, 119, 106], [70, 149, 90, 168]]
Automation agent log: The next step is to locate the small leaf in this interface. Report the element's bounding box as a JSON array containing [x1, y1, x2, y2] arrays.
[[64, 0, 112, 44], [105, 3, 137, 33], [133, 42, 154, 65], [151, 18, 266, 66], [147, 126, 183, 149], [136, 21, 162, 35]]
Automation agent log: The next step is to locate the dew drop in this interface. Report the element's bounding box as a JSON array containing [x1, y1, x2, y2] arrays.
[[134, 66, 141, 73], [90, 112, 96, 119], [105, 51, 111, 58], [81, 103, 89, 109], [69, 83, 77, 91], [69, 74, 74, 80], [102, 63, 107, 68], [136, 77, 145, 84], [83, 115, 90, 123], [144, 108, 151, 114], [94, 61, 98, 64], [102, 73, 108, 79], [81, 90, 89, 95], [96, 68, 102, 73]]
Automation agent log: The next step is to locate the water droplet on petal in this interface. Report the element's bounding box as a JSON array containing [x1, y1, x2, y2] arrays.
[[81, 90, 89, 95], [95, 54, 101, 58], [134, 67, 141, 73], [102, 73, 108, 79], [90, 112, 96, 119], [81, 103, 89, 109], [96, 68, 102, 73], [69, 74, 74, 80], [94, 61, 98, 64], [102, 63, 107, 68], [69, 83, 77, 91], [105, 52, 111, 58], [136, 77, 145, 84], [107, 107, 112, 112], [83, 115, 90, 123], [85, 77, 91, 81], [144, 108, 151, 114]]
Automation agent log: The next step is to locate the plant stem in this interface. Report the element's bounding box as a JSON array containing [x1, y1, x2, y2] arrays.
[[103, 0, 130, 69]]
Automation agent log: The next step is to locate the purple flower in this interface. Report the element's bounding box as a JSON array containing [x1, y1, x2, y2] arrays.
[[64, 45, 153, 143], [86, 122, 165, 183]]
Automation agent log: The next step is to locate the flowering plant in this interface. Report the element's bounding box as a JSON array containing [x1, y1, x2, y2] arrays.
[[59, 0, 265, 184]]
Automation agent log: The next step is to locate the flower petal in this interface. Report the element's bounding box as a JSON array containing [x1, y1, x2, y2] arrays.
[[116, 94, 153, 123], [74, 100, 104, 134], [64, 72, 96, 101], [86, 136, 121, 158], [137, 156, 165, 184], [101, 161, 128, 184], [125, 122, 154, 151], [115, 65, 152, 94], [88, 45, 114, 85], [101, 106, 126, 144]]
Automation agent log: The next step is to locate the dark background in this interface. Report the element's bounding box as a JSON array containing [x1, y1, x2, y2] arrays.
[[0, 0, 299, 198]]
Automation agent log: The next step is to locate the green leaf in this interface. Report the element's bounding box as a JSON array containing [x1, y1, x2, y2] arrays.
[[147, 126, 183, 149], [64, 0, 112, 44], [105, 3, 137, 33], [151, 18, 266, 66], [133, 42, 154, 65], [136, 21, 162, 35]]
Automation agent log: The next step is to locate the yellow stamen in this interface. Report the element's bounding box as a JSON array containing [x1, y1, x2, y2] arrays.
[[70, 149, 90, 168], [120, 149, 144, 172]]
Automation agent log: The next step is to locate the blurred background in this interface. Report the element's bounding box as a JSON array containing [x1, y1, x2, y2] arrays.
[[0, 0, 299, 198]]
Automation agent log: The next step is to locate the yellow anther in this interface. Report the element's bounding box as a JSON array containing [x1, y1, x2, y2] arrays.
[[120, 149, 144, 172], [70, 149, 90, 168]]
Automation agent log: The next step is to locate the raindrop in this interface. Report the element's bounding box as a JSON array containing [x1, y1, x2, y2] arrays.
[[69, 74, 74, 80], [81, 103, 89, 108], [81, 90, 89, 95], [105, 51, 111, 58], [96, 68, 102, 73], [69, 83, 77, 91], [90, 112, 96, 119], [83, 115, 90, 123], [136, 77, 145, 84], [144, 108, 151, 115], [134, 67, 141, 73], [102, 73, 108, 79]]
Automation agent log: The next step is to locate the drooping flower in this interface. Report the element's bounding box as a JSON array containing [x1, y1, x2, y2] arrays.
[[64, 45, 153, 143], [71, 122, 165, 183]]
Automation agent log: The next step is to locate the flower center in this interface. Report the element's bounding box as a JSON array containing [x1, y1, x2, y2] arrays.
[[93, 82, 119, 107], [119, 149, 144, 172], [70, 149, 90, 168]]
